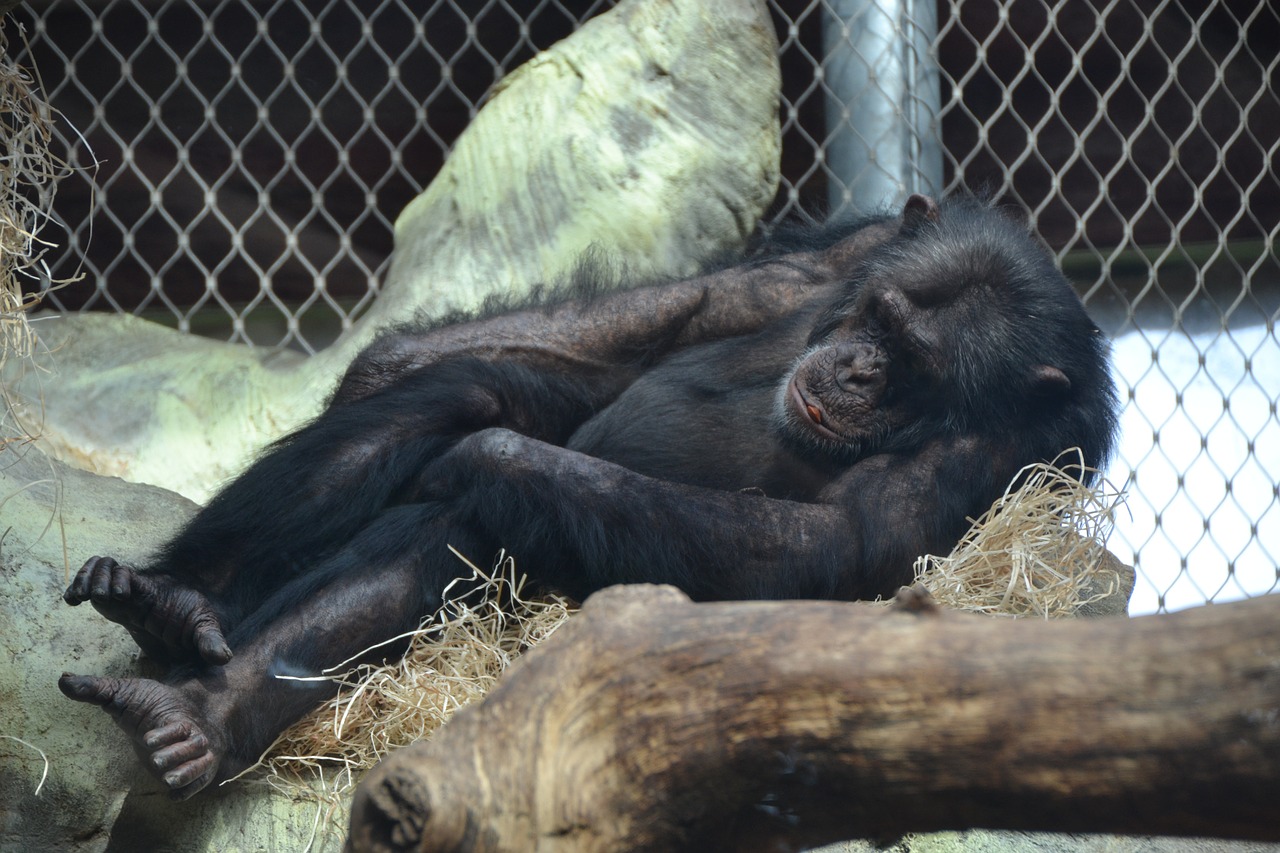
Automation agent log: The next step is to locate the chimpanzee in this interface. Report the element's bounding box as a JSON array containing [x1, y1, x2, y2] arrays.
[[59, 195, 1117, 799]]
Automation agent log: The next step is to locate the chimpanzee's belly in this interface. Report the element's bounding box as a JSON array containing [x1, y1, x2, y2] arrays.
[[566, 328, 832, 500]]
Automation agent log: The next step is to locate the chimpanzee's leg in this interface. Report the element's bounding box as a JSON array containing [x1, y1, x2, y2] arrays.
[[420, 427, 974, 602], [60, 502, 475, 800], [64, 358, 614, 665], [62, 399, 456, 665]]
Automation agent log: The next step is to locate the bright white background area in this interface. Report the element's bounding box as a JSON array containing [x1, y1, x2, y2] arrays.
[[1108, 324, 1279, 615]]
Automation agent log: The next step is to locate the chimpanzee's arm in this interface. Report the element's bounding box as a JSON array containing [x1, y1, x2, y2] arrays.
[[419, 428, 999, 602], [334, 217, 899, 404]]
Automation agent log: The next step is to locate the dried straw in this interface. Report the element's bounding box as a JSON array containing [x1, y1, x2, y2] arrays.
[[0, 17, 57, 367], [239, 547, 578, 828], [0, 14, 85, 446], [907, 450, 1124, 618]]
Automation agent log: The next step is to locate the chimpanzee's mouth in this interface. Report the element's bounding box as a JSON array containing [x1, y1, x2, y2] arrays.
[[788, 377, 845, 442]]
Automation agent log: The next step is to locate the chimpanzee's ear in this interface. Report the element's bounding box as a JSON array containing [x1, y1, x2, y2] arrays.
[[1031, 364, 1072, 395], [900, 194, 940, 232]]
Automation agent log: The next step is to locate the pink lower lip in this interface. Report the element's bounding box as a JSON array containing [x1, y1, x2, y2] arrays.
[[789, 378, 843, 441]]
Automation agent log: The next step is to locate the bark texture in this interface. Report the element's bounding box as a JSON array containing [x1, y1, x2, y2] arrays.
[[346, 584, 1280, 852]]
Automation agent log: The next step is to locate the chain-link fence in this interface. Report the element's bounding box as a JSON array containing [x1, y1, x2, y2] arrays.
[[12, 0, 1280, 615]]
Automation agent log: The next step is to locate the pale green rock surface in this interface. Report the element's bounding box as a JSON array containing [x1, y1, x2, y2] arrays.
[[0, 443, 336, 852]]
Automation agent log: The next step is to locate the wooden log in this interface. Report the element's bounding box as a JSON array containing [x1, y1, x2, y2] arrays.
[[345, 584, 1280, 852]]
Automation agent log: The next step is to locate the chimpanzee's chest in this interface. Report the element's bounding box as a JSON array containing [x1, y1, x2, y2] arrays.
[[565, 322, 833, 500]]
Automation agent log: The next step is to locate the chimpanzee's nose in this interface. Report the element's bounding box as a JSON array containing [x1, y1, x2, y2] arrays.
[[833, 343, 886, 392]]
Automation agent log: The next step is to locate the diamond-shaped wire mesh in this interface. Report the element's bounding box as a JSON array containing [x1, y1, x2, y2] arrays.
[[12, 0, 1280, 613]]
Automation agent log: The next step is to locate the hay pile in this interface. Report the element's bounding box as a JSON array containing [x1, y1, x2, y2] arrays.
[[0, 24, 34, 368], [0, 13, 79, 436], [248, 454, 1122, 828], [241, 548, 578, 827], [908, 454, 1124, 618], [0, 19, 49, 360]]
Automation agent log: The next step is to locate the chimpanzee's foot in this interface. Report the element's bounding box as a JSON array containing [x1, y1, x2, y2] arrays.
[[63, 556, 232, 665], [58, 673, 226, 800]]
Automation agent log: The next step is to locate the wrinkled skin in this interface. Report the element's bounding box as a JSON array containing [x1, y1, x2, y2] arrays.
[[60, 195, 1118, 798]]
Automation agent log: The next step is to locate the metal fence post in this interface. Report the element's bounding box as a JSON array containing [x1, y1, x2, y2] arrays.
[[822, 0, 943, 216]]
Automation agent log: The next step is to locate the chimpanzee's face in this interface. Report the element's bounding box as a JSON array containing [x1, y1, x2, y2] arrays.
[[778, 273, 944, 460], [774, 199, 1082, 463]]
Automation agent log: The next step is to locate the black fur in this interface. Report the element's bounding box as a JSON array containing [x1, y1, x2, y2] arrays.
[[155, 192, 1119, 626], [63, 195, 1118, 795]]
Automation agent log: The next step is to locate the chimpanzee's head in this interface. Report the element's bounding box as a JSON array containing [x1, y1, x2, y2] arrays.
[[776, 194, 1118, 474]]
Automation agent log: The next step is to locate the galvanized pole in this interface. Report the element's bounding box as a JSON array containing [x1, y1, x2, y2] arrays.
[[822, 0, 943, 216]]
